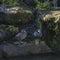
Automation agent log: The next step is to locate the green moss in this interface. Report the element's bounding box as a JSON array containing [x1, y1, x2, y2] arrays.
[[34, 39, 40, 45], [0, 24, 7, 30], [6, 9, 34, 25], [6, 25, 19, 35]]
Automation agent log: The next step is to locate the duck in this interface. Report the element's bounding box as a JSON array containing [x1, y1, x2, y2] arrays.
[[33, 29, 42, 38], [15, 29, 27, 42]]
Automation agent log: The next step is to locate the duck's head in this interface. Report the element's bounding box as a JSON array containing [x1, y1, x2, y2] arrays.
[[21, 29, 27, 33], [34, 29, 42, 37]]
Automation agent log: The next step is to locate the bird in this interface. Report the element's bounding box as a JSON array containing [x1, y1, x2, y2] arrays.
[[33, 29, 42, 44], [15, 29, 27, 43], [33, 29, 42, 38]]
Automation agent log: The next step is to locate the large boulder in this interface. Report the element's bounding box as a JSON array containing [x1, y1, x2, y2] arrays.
[[1, 41, 52, 57], [1, 43, 29, 57], [0, 25, 19, 40], [5, 25, 19, 36], [5, 7, 34, 25], [25, 41, 52, 54], [0, 30, 12, 42], [0, 12, 6, 24]]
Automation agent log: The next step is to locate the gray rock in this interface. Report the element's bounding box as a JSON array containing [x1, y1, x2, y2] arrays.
[[0, 41, 52, 57], [0, 30, 12, 42], [25, 41, 52, 54], [0, 7, 19, 14], [1, 43, 29, 57], [0, 7, 6, 13], [0, 30, 6, 41], [0, 47, 3, 57], [39, 41, 52, 53]]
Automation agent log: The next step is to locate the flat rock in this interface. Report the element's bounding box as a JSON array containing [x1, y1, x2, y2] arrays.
[[1, 43, 29, 57], [0, 41, 52, 57]]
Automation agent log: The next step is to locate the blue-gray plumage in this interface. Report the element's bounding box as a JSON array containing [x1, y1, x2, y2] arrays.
[[33, 29, 42, 38], [15, 29, 27, 41]]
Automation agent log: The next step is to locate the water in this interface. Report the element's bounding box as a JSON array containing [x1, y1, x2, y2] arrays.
[[1, 53, 60, 60]]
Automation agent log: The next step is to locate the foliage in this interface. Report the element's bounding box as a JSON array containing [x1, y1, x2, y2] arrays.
[[6, 25, 19, 35], [0, 0, 60, 50], [0, 24, 7, 30], [44, 15, 60, 48], [35, 12, 42, 30], [34, 0, 52, 10], [34, 39, 40, 45], [34, 0, 52, 34], [0, 0, 19, 7], [0, 24, 19, 35]]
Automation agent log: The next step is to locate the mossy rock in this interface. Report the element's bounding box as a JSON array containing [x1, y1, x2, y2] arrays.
[[6, 9, 34, 25], [5, 25, 19, 35], [0, 24, 7, 30], [0, 24, 19, 35]]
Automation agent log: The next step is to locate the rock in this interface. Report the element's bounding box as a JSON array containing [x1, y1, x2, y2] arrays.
[[0, 7, 34, 25], [0, 45, 6, 58], [0, 7, 20, 14], [23, 41, 52, 54], [25, 43, 41, 54], [0, 30, 12, 42], [39, 41, 52, 53], [6, 7, 20, 14], [6, 25, 19, 36], [0, 24, 7, 30], [1, 43, 29, 57], [0, 12, 6, 23], [0, 30, 6, 42], [5, 7, 34, 25], [0, 47, 3, 57], [0, 7, 6, 13], [0, 42, 52, 57]]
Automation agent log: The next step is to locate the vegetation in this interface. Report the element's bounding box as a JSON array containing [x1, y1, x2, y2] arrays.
[[0, 0, 19, 7], [0, 0, 60, 50], [0, 0, 52, 9], [34, 0, 52, 10], [42, 14, 60, 48], [6, 25, 19, 35]]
